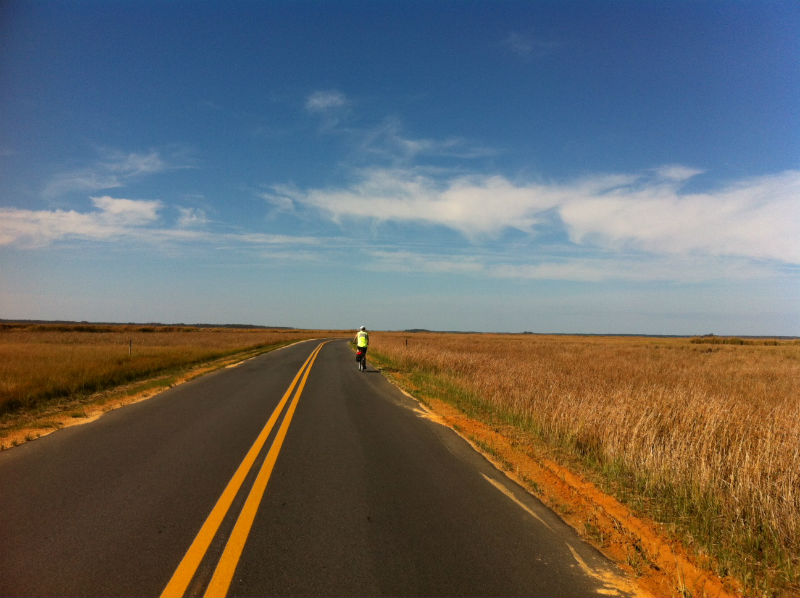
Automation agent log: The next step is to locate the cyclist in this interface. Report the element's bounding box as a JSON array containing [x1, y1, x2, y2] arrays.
[[354, 325, 369, 366]]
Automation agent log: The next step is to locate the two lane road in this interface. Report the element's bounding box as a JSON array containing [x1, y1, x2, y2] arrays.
[[0, 340, 633, 596]]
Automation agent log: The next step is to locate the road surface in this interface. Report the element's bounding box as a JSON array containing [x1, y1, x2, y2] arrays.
[[0, 339, 633, 597]]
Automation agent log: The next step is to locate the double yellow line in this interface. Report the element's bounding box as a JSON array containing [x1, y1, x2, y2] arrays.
[[161, 342, 326, 598]]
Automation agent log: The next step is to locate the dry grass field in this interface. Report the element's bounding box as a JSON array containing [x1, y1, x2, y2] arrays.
[[371, 332, 800, 596], [0, 323, 325, 415], [3, 323, 797, 593]]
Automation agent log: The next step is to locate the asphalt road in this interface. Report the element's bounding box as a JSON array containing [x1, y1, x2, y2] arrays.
[[0, 339, 633, 597]]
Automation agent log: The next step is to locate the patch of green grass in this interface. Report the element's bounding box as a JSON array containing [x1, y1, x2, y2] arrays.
[[626, 545, 647, 576], [468, 435, 514, 472], [583, 518, 608, 547], [518, 473, 543, 495], [371, 347, 800, 596]]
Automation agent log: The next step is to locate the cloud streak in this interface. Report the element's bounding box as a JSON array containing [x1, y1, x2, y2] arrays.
[[303, 91, 495, 166], [292, 168, 559, 239], [0, 196, 162, 248], [0, 197, 318, 249], [305, 90, 348, 112], [361, 247, 777, 283], [43, 149, 188, 198], [282, 167, 800, 265], [503, 31, 562, 60], [560, 170, 800, 262], [357, 119, 497, 163]]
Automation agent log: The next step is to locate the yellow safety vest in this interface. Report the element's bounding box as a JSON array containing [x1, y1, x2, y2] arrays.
[[356, 331, 369, 348]]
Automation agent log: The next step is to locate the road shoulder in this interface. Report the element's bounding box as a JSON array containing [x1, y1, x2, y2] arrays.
[[377, 364, 742, 598]]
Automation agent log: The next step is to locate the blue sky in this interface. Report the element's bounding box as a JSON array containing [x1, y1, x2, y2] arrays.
[[1, 1, 798, 334]]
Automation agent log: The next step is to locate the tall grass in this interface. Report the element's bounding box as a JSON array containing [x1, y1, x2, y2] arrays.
[[372, 332, 800, 595], [0, 323, 322, 414]]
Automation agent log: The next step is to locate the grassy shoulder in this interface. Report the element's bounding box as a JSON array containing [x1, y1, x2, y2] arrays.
[[0, 324, 327, 415], [0, 332, 309, 450], [368, 346, 755, 598]]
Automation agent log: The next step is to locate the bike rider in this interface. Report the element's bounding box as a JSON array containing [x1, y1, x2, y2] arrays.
[[354, 325, 369, 361]]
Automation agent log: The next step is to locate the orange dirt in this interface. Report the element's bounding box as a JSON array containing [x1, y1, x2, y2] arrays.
[[2, 344, 744, 597], [413, 392, 742, 598]]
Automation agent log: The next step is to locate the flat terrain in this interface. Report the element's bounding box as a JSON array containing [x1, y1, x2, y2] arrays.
[[4, 324, 795, 595], [0, 340, 635, 597], [0, 323, 325, 417], [370, 332, 800, 596]]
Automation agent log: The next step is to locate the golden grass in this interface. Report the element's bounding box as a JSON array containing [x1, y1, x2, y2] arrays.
[[0, 323, 329, 414], [371, 332, 800, 595]]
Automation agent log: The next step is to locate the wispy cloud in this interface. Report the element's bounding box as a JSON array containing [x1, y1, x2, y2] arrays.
[[281, 167, 800, 265], [305, 90, 349, 112], [259, 184, 298, 213], [503, 31, 561, 60], [490, 255, 777, 283], [560, 170, 800, 262], [0, 197, 318, 249], [43, 148, 190, 198], [653, 165, 706, 181], [176, 207, 208, 228], [303, 91, 494, 165], [305, 89, 352, 131], [284, 168, 555, 238], [358, 118, 497, 163], [0, 196, 162, 248], [43, 171, 124, 198], [358, 248, 776, 283], [366, 250, 484, 275]]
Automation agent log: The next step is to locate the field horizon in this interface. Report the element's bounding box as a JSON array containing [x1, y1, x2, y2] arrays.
[[3, 322, 799, 594], [3, 319, 797, 341]]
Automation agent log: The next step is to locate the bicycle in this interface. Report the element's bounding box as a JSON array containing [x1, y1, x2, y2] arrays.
[[356, 348, 367, 372]]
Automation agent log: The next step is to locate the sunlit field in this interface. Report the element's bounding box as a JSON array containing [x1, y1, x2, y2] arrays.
[[371, 332, 800, 595], [0, 323, 327, 414]]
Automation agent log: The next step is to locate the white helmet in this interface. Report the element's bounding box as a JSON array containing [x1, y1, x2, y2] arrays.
[[360, 325, 366, 331]]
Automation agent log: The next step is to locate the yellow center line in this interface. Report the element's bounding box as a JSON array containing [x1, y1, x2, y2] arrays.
[[203, 341, 325, 597], [160, 342, 325, 598]]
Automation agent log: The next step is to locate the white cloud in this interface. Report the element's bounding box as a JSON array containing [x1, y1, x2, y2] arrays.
[[560, 170, 800, 262], [43, 171, 124, 198], [259, 185, 297, 213], [303, 96, 494, 165], [0, 196, 162, 248], [43, 149, 186, 198], [305, 90, 348, 112], [176, 207, 208, 228], [91, 196, 161, 225], [290, 168, 559, 239], [653, 165, 706, 181], [284, 167, 800, 265], [359, 118, 496, 162], [0, 197, 319, 249], [103, 150, 166, 176]]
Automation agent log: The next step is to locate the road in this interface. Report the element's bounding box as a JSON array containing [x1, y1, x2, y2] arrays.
[[0, 339, 633, 597]]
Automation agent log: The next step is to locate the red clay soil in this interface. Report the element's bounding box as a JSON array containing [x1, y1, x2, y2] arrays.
[[3, 353, 744, 597], [413, 393, 742, 598]]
